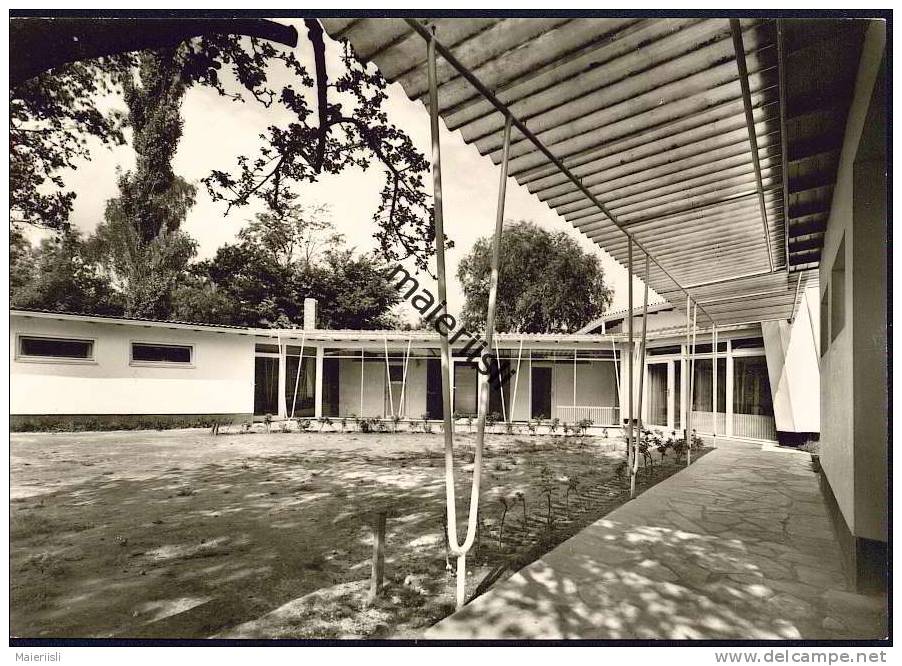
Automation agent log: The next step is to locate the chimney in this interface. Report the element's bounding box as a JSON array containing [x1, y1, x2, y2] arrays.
[[303, 298, 317, 330]]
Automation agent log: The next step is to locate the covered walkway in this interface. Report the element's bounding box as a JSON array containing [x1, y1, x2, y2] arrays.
[[427, 438, 887, 640]]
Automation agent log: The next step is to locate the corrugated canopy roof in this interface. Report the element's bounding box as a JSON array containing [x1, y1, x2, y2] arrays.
[[321, 16, 864, 328]]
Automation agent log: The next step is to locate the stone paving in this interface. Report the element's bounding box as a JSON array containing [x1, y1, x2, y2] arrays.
[[426, 438, 888, 640]]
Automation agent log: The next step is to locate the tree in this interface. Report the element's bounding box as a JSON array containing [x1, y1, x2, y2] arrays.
[[173, 215, 402, 329], [457, 221, 613, 333], [89, 48, 198, 319], [238, 201, 342, 270], [10, 57, 130, 230], [10, 20, 442, 272], [10, 231, 122, 315]]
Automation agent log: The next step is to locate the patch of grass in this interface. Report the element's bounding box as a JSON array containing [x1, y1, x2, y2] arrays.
[[10, 512, 57, 539]]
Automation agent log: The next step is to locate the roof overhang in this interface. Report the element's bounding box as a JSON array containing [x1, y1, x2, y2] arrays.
[[321, 16, 875, 326]]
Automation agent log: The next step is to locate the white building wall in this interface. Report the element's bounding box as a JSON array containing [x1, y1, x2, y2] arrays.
[[11, 315, 255, 416], [761, 284, 821, 433], [819, 21, 886, 543]]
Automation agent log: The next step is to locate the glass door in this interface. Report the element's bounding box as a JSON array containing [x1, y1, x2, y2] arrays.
[[646, 362, 668, 427]]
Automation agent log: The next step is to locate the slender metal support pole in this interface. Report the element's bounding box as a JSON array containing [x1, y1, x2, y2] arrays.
[[290, 329, 307, 420], [492, 335, 507, 423], [632, 255, 650, 499], [688, 304, 698, 466], [359, 346, 365, 417], [428, 23, 514, 608], [383, 336, 395, 418], [684, 296, 691, 445], [712, 324, 719, 448], [462, 112, 512, 608], [627, 239, 634, 466], [398, 337, 412, 418], [731, 18, 775, 272], [511, 335, 524, 421], [611, 338, 622, 424], [427, 29, 461, 587]]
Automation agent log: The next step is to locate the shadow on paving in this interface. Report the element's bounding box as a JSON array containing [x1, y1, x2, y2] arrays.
[[9, 432, 704, 639]]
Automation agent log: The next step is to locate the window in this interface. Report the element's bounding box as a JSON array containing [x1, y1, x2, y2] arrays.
[[18, 335, 93, 361], [733, 356, 774, 417], [831, 236, 846, 342], [730, 337, 765, 350], [820, 287, 830, 356], [131, 343, 192, 365]]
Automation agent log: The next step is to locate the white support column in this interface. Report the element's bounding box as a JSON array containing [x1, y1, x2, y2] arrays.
[[314, 345, 324, 419], [572, 348, 577, 406], [359, 346, 365, 417], [666, 360, 675, 431], [712, 325, 718, 447], [726, 339, 734, 437], [277, 334, 287, 418]]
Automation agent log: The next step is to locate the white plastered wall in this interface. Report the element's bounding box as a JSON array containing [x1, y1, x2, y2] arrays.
[[11, 315, 255, 415]]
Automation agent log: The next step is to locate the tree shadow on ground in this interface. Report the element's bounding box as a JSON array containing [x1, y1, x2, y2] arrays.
[[10, 431, 704, 639]]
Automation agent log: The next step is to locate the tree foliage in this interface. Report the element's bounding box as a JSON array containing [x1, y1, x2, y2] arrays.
[[9, 57, 129, 230], [11, 19, 440, 273], [457, 221, 613, 333], [89, 49, 198, 319], [173, 207, 402, 329], [10, 231, 122, 315], [194, 20, 440, 272]]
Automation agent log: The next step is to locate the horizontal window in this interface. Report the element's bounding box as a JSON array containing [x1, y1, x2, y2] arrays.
[[131, 343, 192, 364], [19, 336, 93, 360], [730, 337, 765, 350]]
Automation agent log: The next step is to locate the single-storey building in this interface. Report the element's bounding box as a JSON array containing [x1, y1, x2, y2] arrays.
[[10, 300, 817, 444]]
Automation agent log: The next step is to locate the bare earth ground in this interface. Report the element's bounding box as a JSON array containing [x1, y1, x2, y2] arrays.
[[10, 427, 706, 639]]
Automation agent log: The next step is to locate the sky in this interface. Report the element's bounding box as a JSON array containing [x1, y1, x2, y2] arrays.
[[40, 18, 657, 323]]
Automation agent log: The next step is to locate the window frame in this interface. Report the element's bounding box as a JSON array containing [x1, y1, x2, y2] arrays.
[[129, 340, 195, 368], [16, 334, 96, 364]]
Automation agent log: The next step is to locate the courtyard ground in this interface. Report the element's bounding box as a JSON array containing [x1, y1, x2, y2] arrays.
[[10, 427, 703, 639]]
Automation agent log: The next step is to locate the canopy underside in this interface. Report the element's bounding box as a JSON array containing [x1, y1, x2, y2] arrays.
[[321, 17, 864, 326]]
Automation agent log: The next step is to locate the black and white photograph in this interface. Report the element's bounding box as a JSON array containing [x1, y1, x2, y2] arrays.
[[6, 5, 891, 653]]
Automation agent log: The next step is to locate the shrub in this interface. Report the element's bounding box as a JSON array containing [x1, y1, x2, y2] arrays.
[[549, 418, 560, 434], [263, 413, 273, 433], [577, 418, 593, 436], [421, 414, 433, 433]]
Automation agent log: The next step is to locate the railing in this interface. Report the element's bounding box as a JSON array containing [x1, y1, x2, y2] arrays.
[[690, 411, 728, 436], [732, 413, 777, 441], [556, 405, 619, 425]]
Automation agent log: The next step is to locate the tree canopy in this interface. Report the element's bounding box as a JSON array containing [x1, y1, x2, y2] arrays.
[[173, 206, 402, 329], [9, 19, 437, 329], [457, 221, 613, 334], [9, 19, 443, 273], [89, 48, 198, 319]]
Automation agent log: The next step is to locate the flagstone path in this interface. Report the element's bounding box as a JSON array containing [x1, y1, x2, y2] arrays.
[[426, 438, 887, 640]]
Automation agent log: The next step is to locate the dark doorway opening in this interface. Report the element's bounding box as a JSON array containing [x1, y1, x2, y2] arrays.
[[426, 358, 444, 420], [531, 366, 552, 419], [254, 356, 279, 416]]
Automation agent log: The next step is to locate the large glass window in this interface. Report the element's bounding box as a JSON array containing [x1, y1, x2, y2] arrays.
[[285, 349, 316, 417], [19, 336, 93, 360], [733, 356, 773, 416], [692, 358, 726, 412]]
